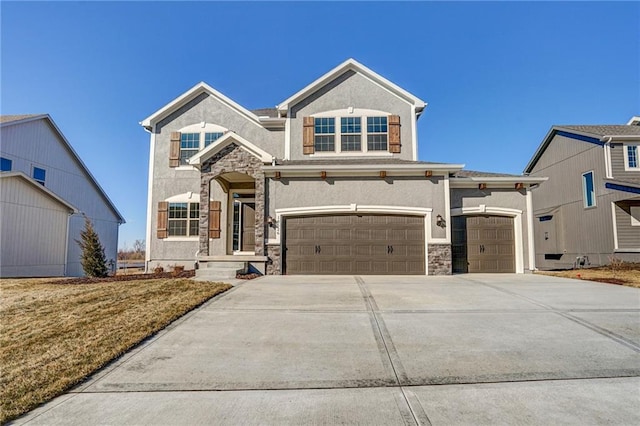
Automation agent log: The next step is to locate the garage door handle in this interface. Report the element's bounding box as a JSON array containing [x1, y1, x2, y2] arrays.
[[315, 245, 321, 254], [387, 245, 394, 254], [480, 244, 485, 253]]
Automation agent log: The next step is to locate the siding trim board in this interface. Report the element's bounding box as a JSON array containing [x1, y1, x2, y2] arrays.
[[605, 183, 640, 195], [555, 130, 604, 146]]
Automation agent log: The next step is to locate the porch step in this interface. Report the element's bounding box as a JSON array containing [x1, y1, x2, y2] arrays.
[[195, 260, 247, 281]]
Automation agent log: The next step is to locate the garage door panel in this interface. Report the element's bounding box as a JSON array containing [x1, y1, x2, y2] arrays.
[[285, 214, 425, 275], [452, 215, 515, 273]]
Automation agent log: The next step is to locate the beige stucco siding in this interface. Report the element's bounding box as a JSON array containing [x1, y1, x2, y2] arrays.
[[267, 176, 447, 240], [450, 188, 531, 271], [289, 71, 415, 161]]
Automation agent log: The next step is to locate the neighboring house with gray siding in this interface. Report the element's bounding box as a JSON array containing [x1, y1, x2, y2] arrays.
[[142, 59, 544, 277], [524, 118, 640, 269], [0, 114, 125, 277]]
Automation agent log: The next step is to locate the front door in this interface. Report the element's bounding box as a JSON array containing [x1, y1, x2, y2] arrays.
[[231, 192, 256, 253], [241, 203, 256, 251]]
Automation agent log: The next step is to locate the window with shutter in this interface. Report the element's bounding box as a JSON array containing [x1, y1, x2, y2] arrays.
[[388, 115, 401, 153], [157, 201, 168, 239], [169, 132, 181, 167], [303, 116, 315, 154], [209, 201, 221, 239]]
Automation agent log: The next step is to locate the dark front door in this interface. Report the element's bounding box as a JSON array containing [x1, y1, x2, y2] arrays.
[[452, 215, 515, 273], [284, 214, 425, 275]]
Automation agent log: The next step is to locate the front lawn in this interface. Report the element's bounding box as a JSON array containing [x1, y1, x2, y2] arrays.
[[537, 263, 640, 288], [0, 277, 231, 424]]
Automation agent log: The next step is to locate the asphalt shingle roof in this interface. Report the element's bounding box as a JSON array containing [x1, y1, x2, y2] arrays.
[[0, 114, 44, 124], [275, 159, 451, 166], [557, 125, 640, 137], [251, 108, 279, 118], [452, 170, 523, 178]]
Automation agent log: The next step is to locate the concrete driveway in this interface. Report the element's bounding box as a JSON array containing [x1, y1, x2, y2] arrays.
[[15, 274, 640, 425]]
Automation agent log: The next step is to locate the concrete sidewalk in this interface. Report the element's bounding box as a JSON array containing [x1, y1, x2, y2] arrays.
[[13, 274, 640, 425]]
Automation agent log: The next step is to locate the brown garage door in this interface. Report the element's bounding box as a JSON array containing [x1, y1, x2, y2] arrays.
[[284, 214, 425, 275], [452, 215, 515, 273]]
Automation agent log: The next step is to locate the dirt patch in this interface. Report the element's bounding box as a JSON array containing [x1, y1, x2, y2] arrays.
[[537, 262, 640, 288], [236, 272, 262, 280]]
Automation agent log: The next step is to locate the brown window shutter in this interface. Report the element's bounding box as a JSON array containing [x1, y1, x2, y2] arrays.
[[303, 116, 315, 155], [209, 201, 221, 239], [157, 201, 168, 239], [388, 115, 401, 153], [169, 132, 181, 167]]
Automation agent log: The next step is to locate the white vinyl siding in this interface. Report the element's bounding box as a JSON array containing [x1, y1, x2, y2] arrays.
[[0, 176, 69, 277]]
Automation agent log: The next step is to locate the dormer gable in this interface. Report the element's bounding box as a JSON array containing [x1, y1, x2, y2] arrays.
[[188, 131, 274, 167], [276, 58, 426, 115]]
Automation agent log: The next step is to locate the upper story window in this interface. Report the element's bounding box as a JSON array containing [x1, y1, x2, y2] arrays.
[[0, 157, 12, 171], [314, 118, 335, 152], [168, 202, 200, 236], [307, 110, 397, 156], [582, 171, 596, 208], [33, 167, 46, 185], [170, 123, 227, 168], [367, 117, 388, 151], [180, 133, 200, 165], [624, 144, 639, 170], [341, 117, 361, 151]]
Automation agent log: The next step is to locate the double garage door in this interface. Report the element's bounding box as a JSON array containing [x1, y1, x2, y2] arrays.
[[452, 215, 515, 273], [284, 214, 425, 275]]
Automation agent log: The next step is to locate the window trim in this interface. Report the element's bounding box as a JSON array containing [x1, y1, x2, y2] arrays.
[[167, 201, 200, 237], [582, 170, 596, 209], [32, 166, 46, 185], [0, 157, 12, 172], [310, 108, 393, 157], [176, 123, 227, 169], [623, 143, 640, 171]]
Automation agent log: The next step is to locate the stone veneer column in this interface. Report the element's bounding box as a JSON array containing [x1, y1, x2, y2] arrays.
[[428, 244, 452, 275], [198, 144, 265, 257]]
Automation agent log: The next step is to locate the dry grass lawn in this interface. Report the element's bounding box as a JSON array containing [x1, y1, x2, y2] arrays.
[[537, 263, 640, 288], [0, 277, 231, 424]]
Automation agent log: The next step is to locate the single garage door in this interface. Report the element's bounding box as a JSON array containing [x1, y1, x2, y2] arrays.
[[284, 214, 425, 275], [452, 215, 515, 273]]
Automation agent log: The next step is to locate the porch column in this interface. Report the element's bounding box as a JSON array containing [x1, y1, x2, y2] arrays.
[[253, 171, 266, 256], [199, 174, 211, 256]]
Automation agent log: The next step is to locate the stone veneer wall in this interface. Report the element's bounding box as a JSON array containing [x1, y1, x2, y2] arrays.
[[428, 244, 452, 275], [266, 244, 281, 275], [199, 144, 265, 256]]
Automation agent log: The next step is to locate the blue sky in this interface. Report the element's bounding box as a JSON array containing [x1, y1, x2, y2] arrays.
[[2, 1, 638, 248]]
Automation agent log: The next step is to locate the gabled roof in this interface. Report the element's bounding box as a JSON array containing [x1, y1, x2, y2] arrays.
[[188, 131, 274, 166], [524, 121, 640, 174], [0, 114, 44, 124], [0, 171, 78, 213], [276, 58, 427, 114], [140, 82, 276, 130], [1, 114, 125, 223]]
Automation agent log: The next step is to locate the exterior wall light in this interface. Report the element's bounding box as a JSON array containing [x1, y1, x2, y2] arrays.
[[436, 214, 446, 228]]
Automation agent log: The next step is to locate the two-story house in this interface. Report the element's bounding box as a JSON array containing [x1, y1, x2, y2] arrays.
[[525, 117, 640, 269], [0, 114, 124, 277], [141, 59, 545, 277]]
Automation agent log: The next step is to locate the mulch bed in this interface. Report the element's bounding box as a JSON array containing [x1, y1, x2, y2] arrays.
[[58, 270, 196, 285], [589, 278, 628, 285], [236, 272, 262, 280]]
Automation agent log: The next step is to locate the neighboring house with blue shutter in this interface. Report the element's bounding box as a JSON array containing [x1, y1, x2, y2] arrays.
[[0, 114, 125, 277], [141, 59, 545, 277], [524, 117, 640, 269]]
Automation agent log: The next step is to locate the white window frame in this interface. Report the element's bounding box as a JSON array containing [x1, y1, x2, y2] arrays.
[[623, 143, 640, 171], [582, 171, 596, 209], [164, 192, 202, 240], [175, 122, 227, 170], [310, 108, 393, 157]]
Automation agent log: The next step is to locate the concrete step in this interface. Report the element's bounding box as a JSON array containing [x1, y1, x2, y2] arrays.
[[203, 261, 245, 270], [196, 267, 240, 280]]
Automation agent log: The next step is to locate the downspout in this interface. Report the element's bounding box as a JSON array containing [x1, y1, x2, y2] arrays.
[[525, 186, 536, 272]]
